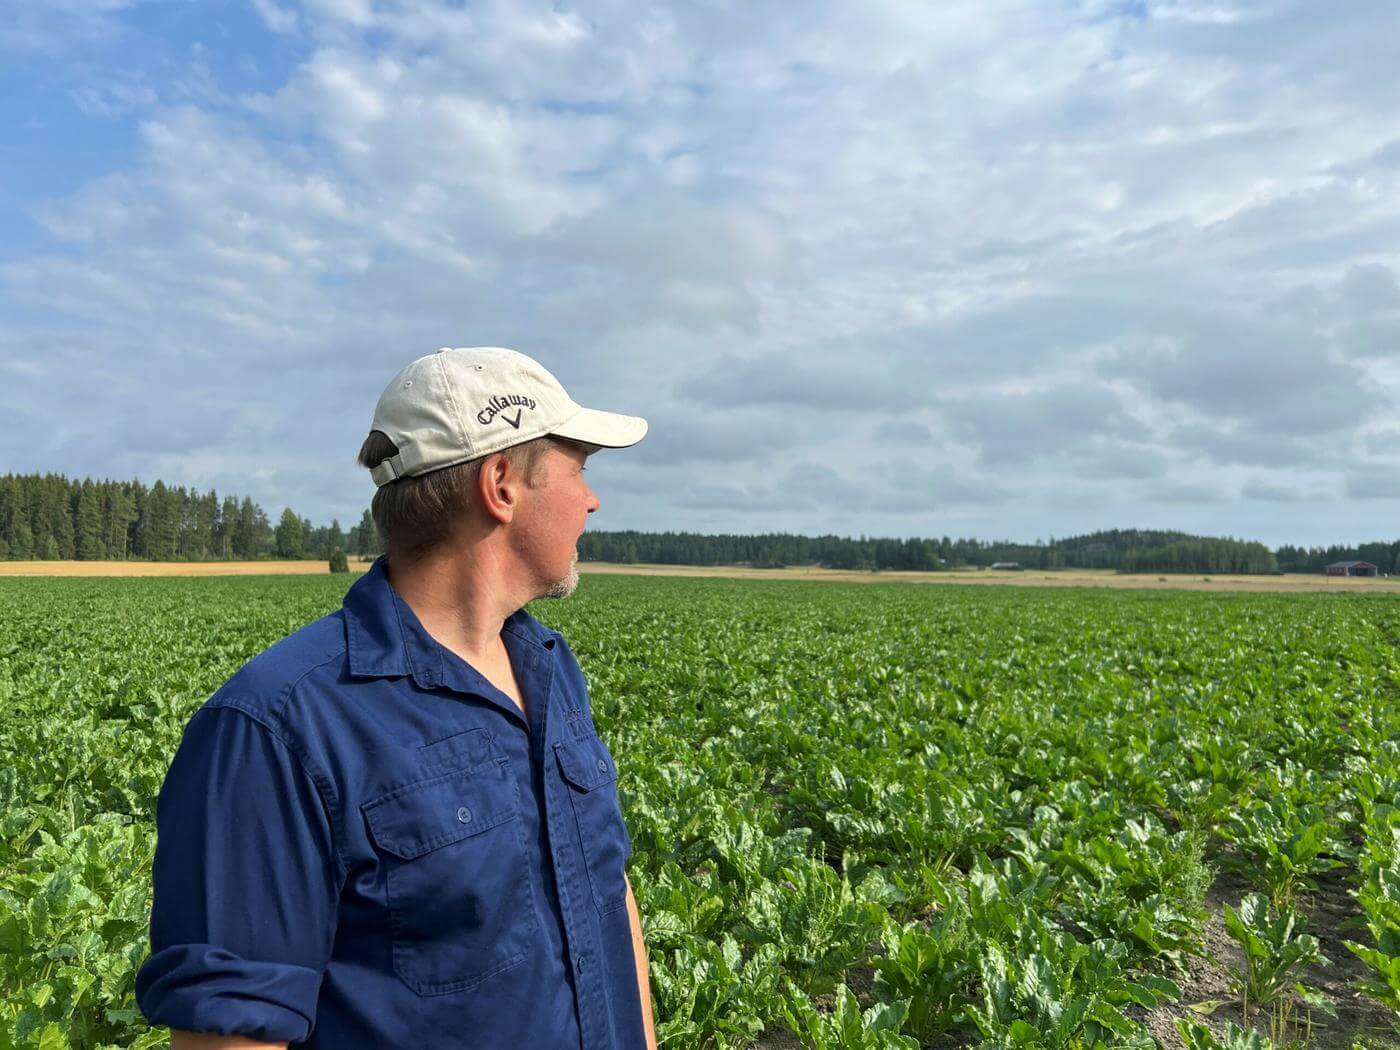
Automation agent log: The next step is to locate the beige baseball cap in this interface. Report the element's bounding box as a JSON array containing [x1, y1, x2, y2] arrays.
[[367, 346, 648, 487]]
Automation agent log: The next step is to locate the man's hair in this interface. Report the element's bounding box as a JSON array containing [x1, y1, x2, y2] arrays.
[[356, 431, 559, 561]]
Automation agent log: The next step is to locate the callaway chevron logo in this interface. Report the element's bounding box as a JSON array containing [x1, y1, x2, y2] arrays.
[[476, 394, 537, 429]]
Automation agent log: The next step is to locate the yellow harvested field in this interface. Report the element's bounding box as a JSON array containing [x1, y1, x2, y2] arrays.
[[4, 559, 1397, 593], [576, 562, 1400, 592], [0, 560, 372, 577]]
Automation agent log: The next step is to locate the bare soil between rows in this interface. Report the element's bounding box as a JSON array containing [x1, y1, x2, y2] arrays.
[[1125, 865, 1399, 1049]]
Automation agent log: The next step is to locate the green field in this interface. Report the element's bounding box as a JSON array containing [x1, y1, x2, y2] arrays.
[[4, 575, 1400, 1049]]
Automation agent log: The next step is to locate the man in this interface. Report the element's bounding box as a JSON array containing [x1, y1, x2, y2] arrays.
[[136, 347, 657, 1049]]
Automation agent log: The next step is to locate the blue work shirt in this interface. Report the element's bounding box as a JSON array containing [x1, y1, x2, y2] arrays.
[[135, 555, 645, 1048]]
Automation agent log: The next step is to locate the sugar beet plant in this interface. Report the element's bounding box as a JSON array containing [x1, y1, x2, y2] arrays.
[[1342, 766, 1400, 1040], [1188, 893, 1336, 1045], [2, 574, 1399, 1048]]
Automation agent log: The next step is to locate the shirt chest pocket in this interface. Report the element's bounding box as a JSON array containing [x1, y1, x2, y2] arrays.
[[554, 735, 632, 916], [361, 756, 538, 995]]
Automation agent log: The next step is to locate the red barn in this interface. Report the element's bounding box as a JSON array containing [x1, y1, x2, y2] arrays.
[[1326, 560, 1379, 577]]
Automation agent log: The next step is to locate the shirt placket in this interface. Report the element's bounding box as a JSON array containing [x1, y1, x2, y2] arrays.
[[522, 646, 610, 1050]]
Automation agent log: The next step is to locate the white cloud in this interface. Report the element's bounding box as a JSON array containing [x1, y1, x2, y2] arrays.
[[6, 0, 1400, 544], [2, 0, 140, 52], [304, 0, 374, 28], [250, 0, 300, 35]]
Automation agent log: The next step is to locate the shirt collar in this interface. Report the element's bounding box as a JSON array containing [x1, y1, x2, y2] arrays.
[[342, 554, 557, 695]]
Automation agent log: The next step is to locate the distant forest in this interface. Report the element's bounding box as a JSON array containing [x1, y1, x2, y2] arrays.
[[0, 474, 379, 562], [578, 529, 1284, 574], [0, 472, 1392, 575]]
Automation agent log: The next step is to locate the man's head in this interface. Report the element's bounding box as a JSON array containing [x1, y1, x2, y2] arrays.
[[357, 347, 646, 600], [356, 431, 597, 598]]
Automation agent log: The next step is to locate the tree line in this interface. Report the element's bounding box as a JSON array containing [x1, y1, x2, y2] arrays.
[[1117, 538, 1276, 575], [577, 528, 1280, 573], [0, 472, 1385, 575], [0, 474, 380, 561]]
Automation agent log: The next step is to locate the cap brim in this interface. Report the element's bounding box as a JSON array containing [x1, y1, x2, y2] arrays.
[[549, 406, 648, 449]]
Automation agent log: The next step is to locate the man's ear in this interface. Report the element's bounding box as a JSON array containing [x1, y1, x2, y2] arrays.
[[477, 453, 518, 524]]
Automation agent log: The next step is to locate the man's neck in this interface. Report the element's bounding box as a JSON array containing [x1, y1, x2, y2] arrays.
[[384, 547, 527, 662]]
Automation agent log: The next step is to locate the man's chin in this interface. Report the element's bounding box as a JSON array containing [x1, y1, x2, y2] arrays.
[[540, 564, 580, 600]]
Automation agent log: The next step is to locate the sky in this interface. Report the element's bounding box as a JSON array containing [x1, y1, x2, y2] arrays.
[[3, 0, 1399, 548]]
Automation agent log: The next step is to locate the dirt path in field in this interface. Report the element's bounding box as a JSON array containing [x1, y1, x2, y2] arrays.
[[2, 559, 1397, 595]]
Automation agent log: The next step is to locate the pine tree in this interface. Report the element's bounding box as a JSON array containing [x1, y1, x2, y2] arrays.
[[275, 507, 305, 559], [250, 504, 272, 557], [112, 484, 137, 559], [193, 489, 218, 560], [215, 494, 238, 558], [357, 508, 380, 559], [147, 481, 178, 560], [234, 497, 258, 558], [37, 476, 75, 559], [300, 515, 319, 559], [1, 477, 34, 559], [129, 483, 148, 557], [75, 480, 104, 560]]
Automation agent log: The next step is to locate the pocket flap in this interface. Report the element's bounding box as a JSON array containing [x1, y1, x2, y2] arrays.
[[417, 726, 492, 769], [554, 736, 620, 792], [362, 759, 517, 860]]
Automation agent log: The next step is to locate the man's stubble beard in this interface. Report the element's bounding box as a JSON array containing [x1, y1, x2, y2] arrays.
[[540, 551, 579, 600]]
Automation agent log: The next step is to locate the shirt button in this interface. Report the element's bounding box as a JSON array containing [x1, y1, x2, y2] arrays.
[[456, 806, 473, 824], [576, 954, 588, 974], [596, 758, 609, 772]]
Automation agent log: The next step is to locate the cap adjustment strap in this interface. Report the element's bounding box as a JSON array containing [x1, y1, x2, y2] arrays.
[[370, 455, 404, 486]]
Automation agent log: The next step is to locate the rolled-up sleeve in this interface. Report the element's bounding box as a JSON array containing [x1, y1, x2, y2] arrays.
[[136, 703, 343, 1043]]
